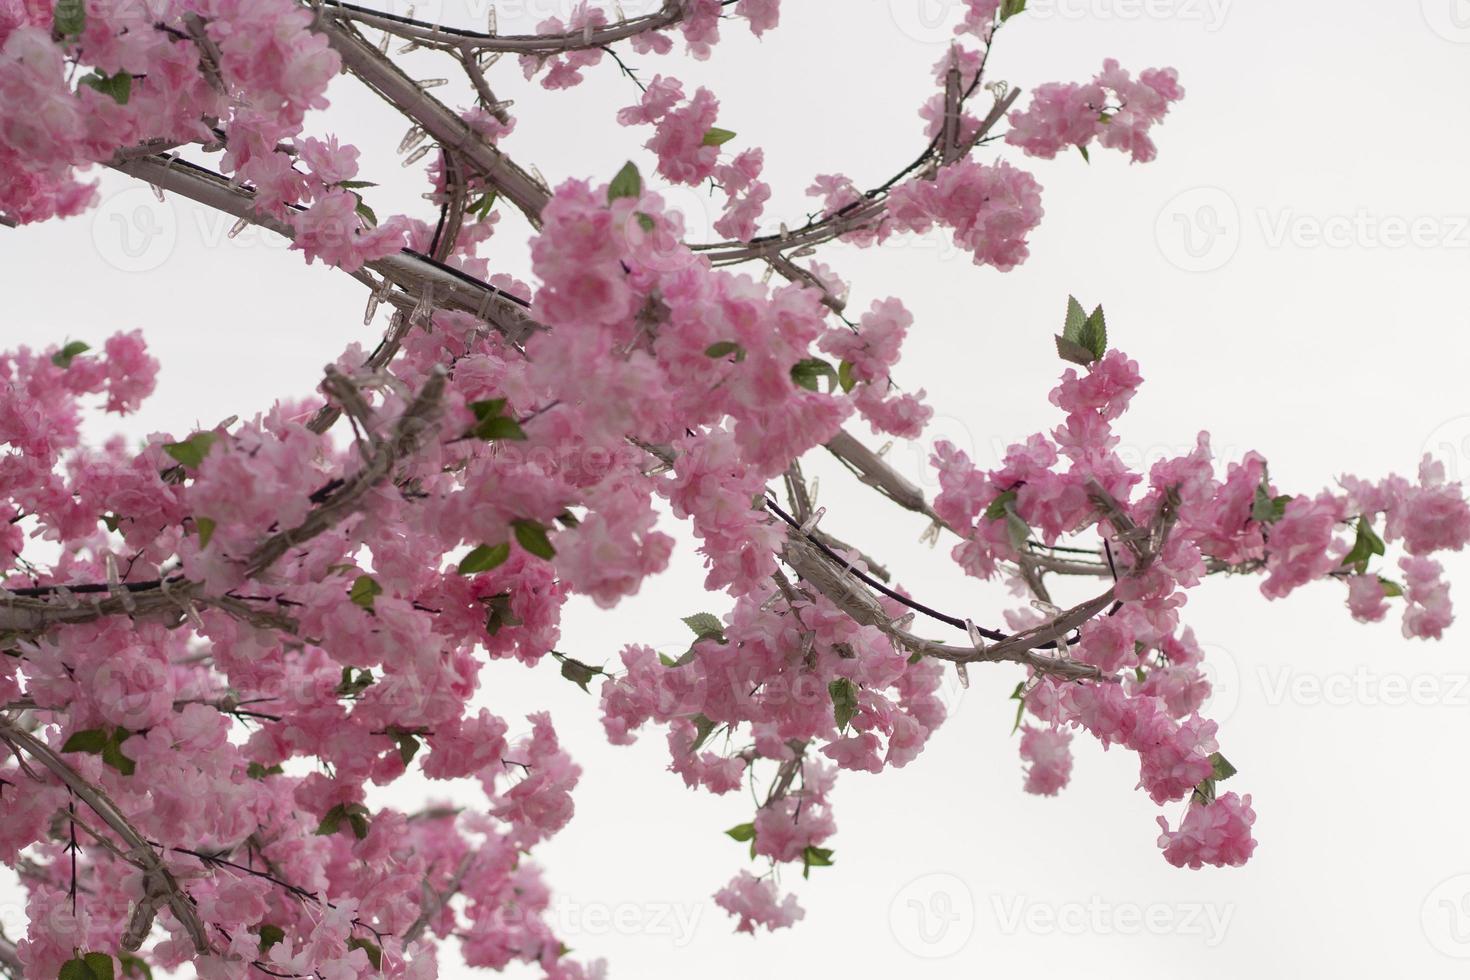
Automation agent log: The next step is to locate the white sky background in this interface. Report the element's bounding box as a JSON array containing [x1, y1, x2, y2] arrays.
[[5, 0, 1470, 975]]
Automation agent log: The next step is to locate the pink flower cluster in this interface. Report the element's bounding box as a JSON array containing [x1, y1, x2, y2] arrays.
[[1007, 59, 1185, 163]]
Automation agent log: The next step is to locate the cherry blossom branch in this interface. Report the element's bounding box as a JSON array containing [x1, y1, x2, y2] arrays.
[[0, 720, 212, 955], [318, 0, 732, 54], [244, 365, 447, 578], [402, 851, 476, 944], [0, 929, 21, 980], [109, 154, 540, 345], [312, 14, 551, 224]]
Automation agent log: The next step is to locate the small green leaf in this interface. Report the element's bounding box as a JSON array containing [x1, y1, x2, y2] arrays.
[[255, 925, 286, 954], [1378, 576, 1405, 599], [162, 432, 218, 469], [1054, 334, 1096, 366], [635, 212, 656, 232], [682, 613, 726, 642], [53, 0, 85, 39], [1077, 144, 1090, 164], [608, 162, 642, 202], [790, 357, 838, 392], [317, 802, 371, 839], [558, 655, 601, 693], [247, 762, 284, 779], [348, 938, 382, 971], [701, 127, 737, 147], [336, 667, 375, 698], [512, 520, 556, 560], [337, 180, 379, 190], [1000, 0, 1027, 20], [725, 822, 756, 842], [195, 516, 216, 549], [117, 953, 153, 980], [62, 728, 109, 755], [51, 340, 90, 368], [79, 71, 132, 104], [984, 490, 1018, 522], [349, 575, 383, 610], [101, 513, 122, 532], [475, 416, 526, 441], [391, 731, 420, 767], [483, 591, 522, 636], [1252, 478, 1292, 525], [837, 360, 857, 393], [1210, 752, 1237, 782], [829, 678, 858, 732], [1341, 516, 1386, 574], [459, 542, 511, 574], [1008, 681, 1027, 735], [101, 733, 137, 776], [60, 954, 114, 980], [704, 341, 744, 360], [801, 845, 835, 879], [1062, 295, 1087, 342], [688, 714, 717, 753], [353, 195, 378, 227], [1078, 305, 1107, 361]]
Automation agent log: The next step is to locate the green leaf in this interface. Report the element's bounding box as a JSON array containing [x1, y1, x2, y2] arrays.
[[349, 575, 383, 611], [607, 162, 642, 202], [247, 762, 284, 779], [1054, 334, 1096, 366], [473, 416, 526, 441], [195, 516, 216, 549], [483, 592, 522, 636], [117, 953, 153, 980], [829, 678, 858, 733], [336, 667, 375, 698], [101, 513, 122, 532], [317, 802, 371, 839], [348, 938, 382, 971], [984, 490, 1018, 522], [512, 520, 556, 560], [1062, 295, 1087, 342], [337, 180, 379, 190], [837, 360, 857, 394], [1077, 144, 1090, 164], [1252, 478, 1291, 524], [1341, 516, 1386, 574], [790, 357, 838, 392], [688, 714, 717, 753], [60, 954, 114, 980], [459, 542, 511, 575], [53, 0, 85, 39], [391, 731, 420, 767], [466, 192, 497, 221], [1078, 305, 1107, 361], [558, 656, 601, 693], [635, 212, 656, 232], [162, 432, 217, 469], [801, 845, 835, 879], [701, 127, 737, 147], [704, 341, 745, 360], [682, 612, 726, 642], [353, 195, 378, 227], [1000, 0, 1027, 19], [255, 925, 286, 954], [1210, 752, 1237, 782], [1378, 576, 1405, 599], [79, 71, 132, 104], [62, 728, 109, 754], [51, 340, 90, 368], [725, 822, 756, 842], [101, 733, 137, 776], [1008, 681, 1027, 734]]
